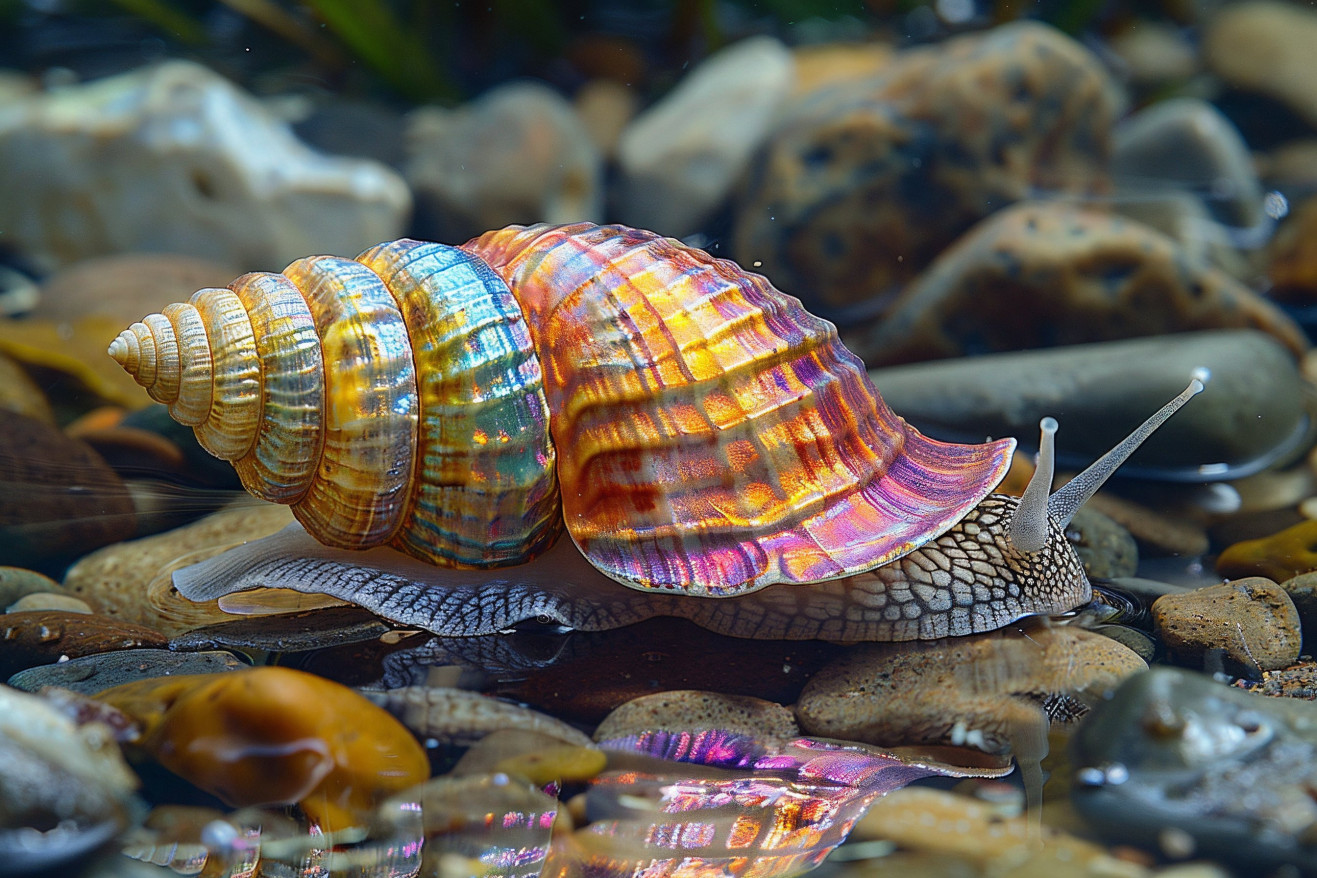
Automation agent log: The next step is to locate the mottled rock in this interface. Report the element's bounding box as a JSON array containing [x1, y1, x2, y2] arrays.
[[7, 648, 249, 694], [736, 21, 1121, 320], [1217, 519, 1317, 583], [795, 626, 1145, 807], [593, 690, 799, 742], [0, 685, 140, 874], [0, 414, 137, 568], [1246, 661, 1317, 699], [865, 330, 1311, 481], [1069, 507, 1138, 580], [1151, 577, 1301, 674], [0, 61, 409, 273], [63, 501, 295, 635], [847, 204, 1308, 367], [616, 36, 794, 237], [97, 666, 429, 834], [1205, 1, 1317, 129], [1072, 667, 1317, 874], [0, 610, 168, 677], [405, 81, 601, 244], [362, 686, 593, 748]]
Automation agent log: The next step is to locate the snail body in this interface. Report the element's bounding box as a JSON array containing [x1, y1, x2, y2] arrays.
[[111, 223, 1200, 638]]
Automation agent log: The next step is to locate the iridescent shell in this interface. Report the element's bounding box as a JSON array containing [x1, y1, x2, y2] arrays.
[[110, 223, 1013, 597]]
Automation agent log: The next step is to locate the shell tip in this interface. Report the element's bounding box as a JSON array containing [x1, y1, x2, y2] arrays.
[[107, 334, 130, 368]]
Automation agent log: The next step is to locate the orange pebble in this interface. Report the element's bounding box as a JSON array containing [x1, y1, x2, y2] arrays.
[[97, 666, 429, 832], [1216, 519, 1317, 582]]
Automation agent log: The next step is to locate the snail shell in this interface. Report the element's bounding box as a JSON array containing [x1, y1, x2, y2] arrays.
[[110, 223, 1013, 597]]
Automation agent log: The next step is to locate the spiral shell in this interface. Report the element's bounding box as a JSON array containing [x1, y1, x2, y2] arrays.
[[111, 223, 1014, 597]]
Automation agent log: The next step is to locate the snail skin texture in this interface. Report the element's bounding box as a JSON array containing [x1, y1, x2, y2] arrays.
[[111, 223, 1202, 641]]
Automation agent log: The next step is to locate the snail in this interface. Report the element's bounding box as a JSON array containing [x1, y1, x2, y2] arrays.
[[110, 223, 1201, 641]]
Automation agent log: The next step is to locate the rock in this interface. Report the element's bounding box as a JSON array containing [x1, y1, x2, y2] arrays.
[[1107, 21, 1198, 89], [1068, 507, 1138, 580], [1269, 194, 1317, 303], [0, 61, 409, 273], [1112, 98, 1265, 234], [1084, 493, 1210, 558], [405, 81, 602, 244], [62, 501, 295, 635], [795, 625, 1145, 807], [1205, 1, 1317, 130], [6, 593, 92, 613], [361, 686, 593, 748], [0, 315, 166, 410], [0, 610, 168, 677], [1246, 661, 1317, 699], [788, 41, 893, 96], [1280, 571, 1317, 646], [0, 414, 137, 568], [0, 685, 140, 875], [864, 330, 1311, 481], [451, 730, 605, 786], [572, 79, 638, 160], [593, 690, 799, 742], [0, 566, 64, 607], [7, 647, 249, 694], [615, 36, 794, 237], [1091, 624, 1157, 663], [735, 21, 1121, 321], [97, 666, 429, 834], [1072, 667, 1317, 874], [1217, 519, 1317, 583], [845, 204, 1309, 367], [1151, 577, 1301, 675], [31, 252, 240, 326], [0, 351, 53, 424], [168, 606, 390, 653]]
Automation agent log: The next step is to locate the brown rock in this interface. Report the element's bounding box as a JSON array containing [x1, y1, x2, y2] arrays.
[[593, 690, 799, 742], [1216, 519, 1317, 582], [735, 21, 1120, 319], [846, 202, 1308, 367], [1269, 195, 1317, 304], [32, 252, 240, 326], [1205, 1, 1317, 129], [0, 609, 167, 677], [0, 350, 53, 424], [1152, 578, 1302, 675]]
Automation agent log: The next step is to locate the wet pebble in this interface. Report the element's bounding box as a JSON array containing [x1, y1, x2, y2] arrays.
[[735, 21, 1120, 320], [615, 35, 794, 237], [0, 565, 65, 606], [1068, 507, 1138, 580], [405, 81, 602, 244], [62, 501, 295, 635], [452, 729, 605, 786], [6, 592, 93, 613], [1216, 518, 1317, 582], [0, 350, 54, 424], [1245, 661, 1317, 699], [593, 690, 799, 742], [0, 610, 168, 677], [361, 686, 593, 748], [1083, 493, 1210, 559], [0, 60, 409, 273], [1072, 666, 1317, 874], [168, 605, 391, 653], [1269, 194, 1317, 303], [1090, 625, 1158, 663], [1205, 0, 1317, 130], [7, 647, 249, 694], [1151, 577, 1301, 675], [847, 204, 1308, 368], [97, 666, 429, 834], [863, 330, 1310, 480]]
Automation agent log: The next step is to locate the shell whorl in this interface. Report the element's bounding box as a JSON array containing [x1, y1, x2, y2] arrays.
[[112, 224, 1015, 596], [110, 240, 560, 568]]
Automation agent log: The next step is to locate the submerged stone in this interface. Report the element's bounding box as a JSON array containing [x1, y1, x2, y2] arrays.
[[1151, 578, 1302, 675]]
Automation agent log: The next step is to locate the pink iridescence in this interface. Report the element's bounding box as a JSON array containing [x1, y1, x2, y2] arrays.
[[465, 223, 1015, 596]]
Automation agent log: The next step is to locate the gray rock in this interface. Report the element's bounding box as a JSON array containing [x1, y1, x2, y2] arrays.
[[1151, 577, 1302, 675], [1072, 667, 1317, 874], [6, 648, 249, 694], [1068, 507, 1138, 580], [864, 330, 1313, 481], [0, 61, 410, 273], [1280, 571, 1317, 650]]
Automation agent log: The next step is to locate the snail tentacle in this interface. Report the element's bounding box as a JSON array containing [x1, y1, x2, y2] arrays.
[[1007, 417, 1057, 554]]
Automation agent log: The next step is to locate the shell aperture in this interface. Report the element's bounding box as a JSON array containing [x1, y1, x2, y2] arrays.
[[111, 223, 1015, 597]]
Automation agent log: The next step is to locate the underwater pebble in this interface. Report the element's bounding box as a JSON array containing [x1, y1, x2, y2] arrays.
[[572, 79, 637, 160], [1072, 667, 1317, 874], [452, 730, 606, 786], [1216, 518, 1317, 582], [31, 252, 240, 326], [1205, 0, 1317, 129], [0, 566, 64, 607], [1106, 21, 1198, 90], [795, 626, 1146, 808], [0, 60, 409, 273], [788, 41, 893, 96], [0, 314, 165, 409], [1269, 194, 1317, 303], [1084, 493, 1210, 558], [615, 35, 794, 237], [361, 685, 593, 748], [847, 204, 1309, 368], [405, 81, 602, 244], [169, 606, 391, 653], [1245, 661, 1317, 699], [0, 684, 140, 875], [1068, 507, 1138, 580], [1279, 571, 1317, 649], [593, 690, 799, 742], [62, 501, 295, 635], [865, 330, 1309, 481], [0, 350, 54, 424], [6, 592, 92, 613], [1090, 625, 1157, 663], [0, 413, 137, 568], [735, 21, 1121, 320], [7, 647, 249, 694], [0, 610, 169, 677], [1151, 577, 1301, 675], [97, 666, 429, 834]]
